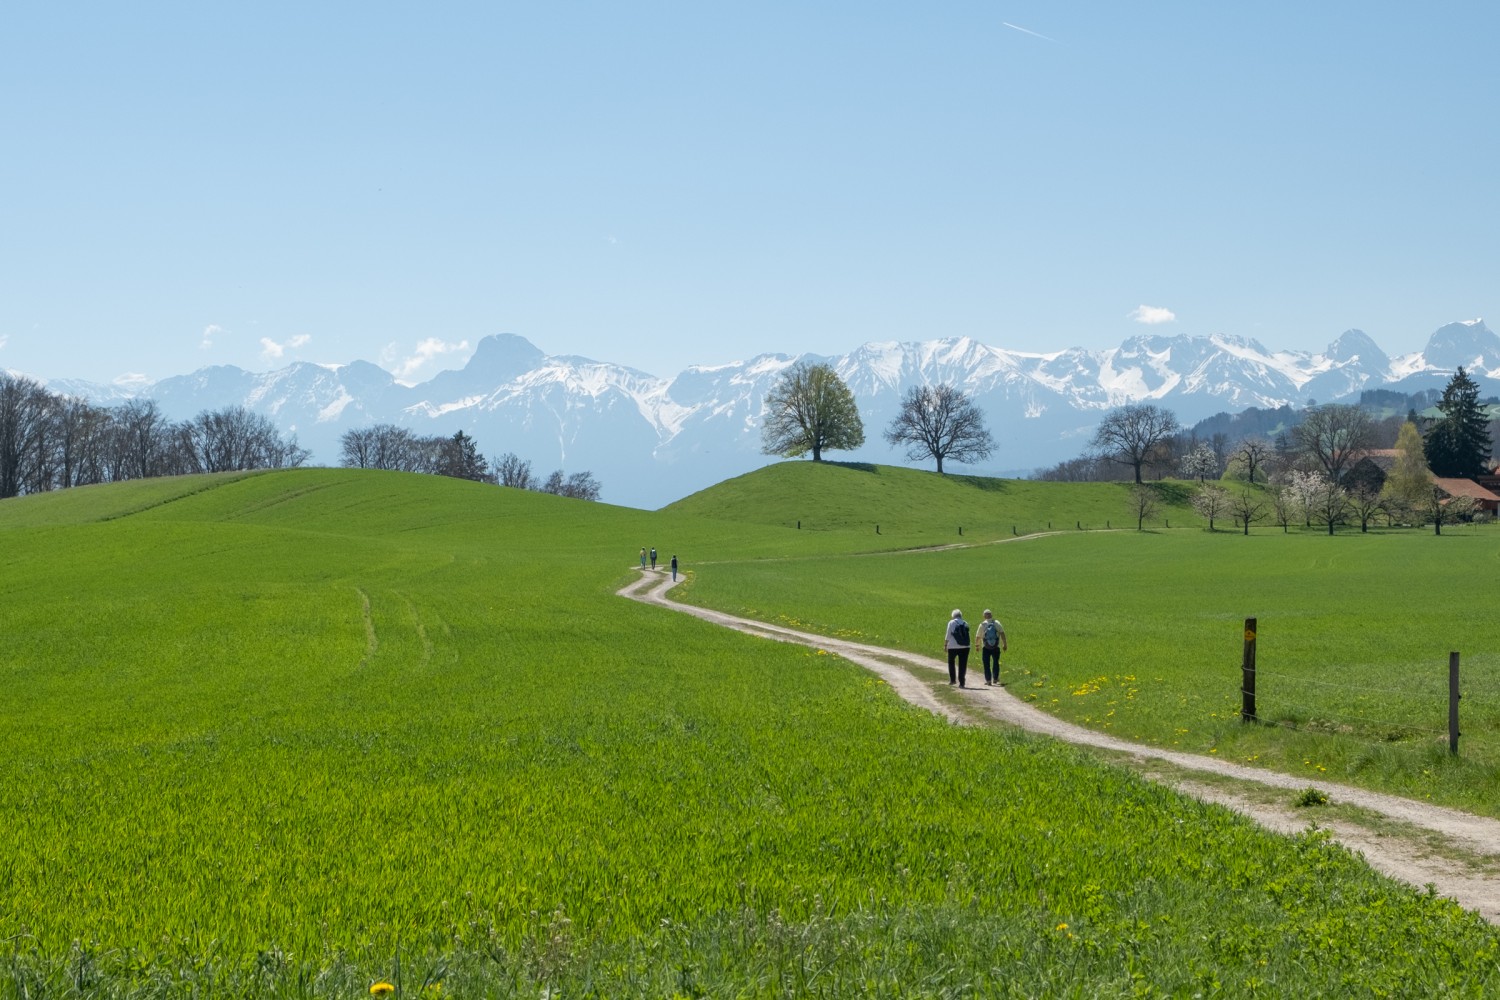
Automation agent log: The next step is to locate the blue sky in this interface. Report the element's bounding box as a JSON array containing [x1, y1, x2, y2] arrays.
[[3, 2, 1497, 386]]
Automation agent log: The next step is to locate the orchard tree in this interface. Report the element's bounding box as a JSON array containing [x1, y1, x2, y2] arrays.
[[883, 384, 994, 474], [1229, 489, 1268, 535], [1091, 403, 1180, 484], [1127, 484, 1159, 531], [760, 362, 864, 462], [1229, 436, 1273, 484], [1424, 367, 1494, 477], [1191, 483, 1231, 531], [1179, 443, 1218, 482]]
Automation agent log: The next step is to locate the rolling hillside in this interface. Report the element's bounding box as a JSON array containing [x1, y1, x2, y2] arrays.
[[2, 469, 1497, 998]]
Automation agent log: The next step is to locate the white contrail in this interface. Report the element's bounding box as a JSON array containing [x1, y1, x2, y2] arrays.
[[1002, 21, 1057, 42]]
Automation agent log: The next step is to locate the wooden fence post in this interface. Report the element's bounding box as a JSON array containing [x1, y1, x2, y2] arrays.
[[1450, 652, 1461, 755], [1241, 617, 1257, 723]]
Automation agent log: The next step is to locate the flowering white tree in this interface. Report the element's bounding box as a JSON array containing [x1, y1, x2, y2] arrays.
[[1180, 443, 1219, 482], [1191, 483, 1231, 530]]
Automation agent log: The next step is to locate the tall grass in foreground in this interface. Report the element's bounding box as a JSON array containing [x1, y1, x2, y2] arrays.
[[2, 470, 1498, 997]]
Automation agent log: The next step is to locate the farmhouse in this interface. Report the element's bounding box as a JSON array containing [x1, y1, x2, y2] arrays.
[[1341, 449, 1500, 516]]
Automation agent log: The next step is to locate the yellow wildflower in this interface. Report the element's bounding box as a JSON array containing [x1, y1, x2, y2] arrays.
[[371, 983, 395, 996]]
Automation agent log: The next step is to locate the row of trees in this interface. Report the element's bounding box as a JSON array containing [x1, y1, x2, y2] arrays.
[[0, 373, 308, 499], [759, 362, 996, 473], [337, 424, 602, 500], [1047, 368, 1495, 489]]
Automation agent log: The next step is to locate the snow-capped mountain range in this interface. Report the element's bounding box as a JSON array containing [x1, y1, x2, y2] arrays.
[[35, 320, 1500, 509]]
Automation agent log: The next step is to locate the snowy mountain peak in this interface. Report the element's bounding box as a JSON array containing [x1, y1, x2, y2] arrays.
[[1423, 319, 1500, 373]]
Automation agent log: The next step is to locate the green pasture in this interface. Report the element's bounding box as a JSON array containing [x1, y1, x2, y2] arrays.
[[678, 491, 1500, 816], [3, 468, 1499, 997]]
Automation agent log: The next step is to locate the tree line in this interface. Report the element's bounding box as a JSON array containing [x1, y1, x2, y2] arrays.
[[0, 373, 309, 499], [337, 424, 602, 500]]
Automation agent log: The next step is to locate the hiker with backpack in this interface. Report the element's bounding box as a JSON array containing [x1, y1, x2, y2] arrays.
[[979, 609, 1008, 687], [944, 609, 972, 688]]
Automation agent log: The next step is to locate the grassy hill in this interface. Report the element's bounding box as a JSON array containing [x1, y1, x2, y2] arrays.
[[664, 460, 1201, 540], [3, 468, 1498, 998]]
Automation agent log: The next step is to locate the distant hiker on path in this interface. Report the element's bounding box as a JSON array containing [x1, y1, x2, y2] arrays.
[[640, 547, 647, 569], [670, 554, 678, 581], [980, 609, 1008, 687], [650, 547, 657, 570], [944, 609, 971, 688]]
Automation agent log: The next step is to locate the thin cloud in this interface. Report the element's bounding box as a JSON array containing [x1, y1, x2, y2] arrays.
[[260, 334, 312, 361], [389, 337, 472, 380], [0, 334, 8, 351], [1002, 21, 1058, 43], [201, 323, 228, 349], [1129, 305, 1177, 325]]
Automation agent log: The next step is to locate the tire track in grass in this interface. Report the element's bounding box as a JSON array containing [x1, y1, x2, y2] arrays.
[[620, 566, 1500, 923]]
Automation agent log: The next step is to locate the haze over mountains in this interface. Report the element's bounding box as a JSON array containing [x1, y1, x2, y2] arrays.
[[33, 320, 1500, 509]]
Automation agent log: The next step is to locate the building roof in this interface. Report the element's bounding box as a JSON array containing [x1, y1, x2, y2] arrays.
[[1432, 477, 1500, 502]]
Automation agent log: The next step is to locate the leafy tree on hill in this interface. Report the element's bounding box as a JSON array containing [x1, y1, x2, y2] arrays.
[[883, 384, 994, 474], [1091, 403, 1180, 484], [760, 362, 864, 462], [1424, 367, 1494, 477]]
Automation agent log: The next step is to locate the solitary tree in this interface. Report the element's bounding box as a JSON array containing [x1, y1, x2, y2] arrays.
[[1127, 484, 1159, 531], [883, 384, 995, 474], [1424, 367, 1494, 477], [760, 362, 864, 462], [1291, 403, 1376, 482], [1091, 403, 1180, 484]]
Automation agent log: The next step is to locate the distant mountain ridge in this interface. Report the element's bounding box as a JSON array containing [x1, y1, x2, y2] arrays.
[[33, 322, 1500, 509]]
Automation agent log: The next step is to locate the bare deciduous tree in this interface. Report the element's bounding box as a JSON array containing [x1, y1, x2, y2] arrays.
[[1091, 404, 1181, 484], [1292, 404, 1376, 482], [1127, 484, 1159, 530], [883, 384, 995, 474], [493, 452, 536, 489]]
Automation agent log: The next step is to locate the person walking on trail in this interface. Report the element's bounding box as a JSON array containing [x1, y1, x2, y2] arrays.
[[650, 547, 657, 570], [944, 609, 971, 688], [639, 547, 647, 569], [979, 609, 1008, 686], [670, 554, 679, 581]]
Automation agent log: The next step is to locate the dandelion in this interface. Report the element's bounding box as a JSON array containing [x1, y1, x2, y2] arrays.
[[371, 983, 395, 996], [1056, 922, 1068, 931]]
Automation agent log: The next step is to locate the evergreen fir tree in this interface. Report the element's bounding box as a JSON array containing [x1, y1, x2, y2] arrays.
[[1424, 368, 1493, 477]]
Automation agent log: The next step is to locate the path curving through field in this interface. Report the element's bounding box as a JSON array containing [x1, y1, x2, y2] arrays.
[[619, 566, 1500, 923]]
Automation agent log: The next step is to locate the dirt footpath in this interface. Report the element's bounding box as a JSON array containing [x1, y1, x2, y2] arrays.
[[619, 567, 1500, 924]]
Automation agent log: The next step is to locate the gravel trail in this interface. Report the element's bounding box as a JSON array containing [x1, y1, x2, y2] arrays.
[[619, 566, 1500, 923]]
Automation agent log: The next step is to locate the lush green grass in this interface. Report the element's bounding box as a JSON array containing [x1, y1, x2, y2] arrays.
[[665, 460, 1201, 541], [674, 469, 1500, 816], [3, 469, 1499, 997]]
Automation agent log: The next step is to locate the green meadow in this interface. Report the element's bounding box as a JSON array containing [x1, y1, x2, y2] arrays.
[[3, 465, 1499, 998]]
